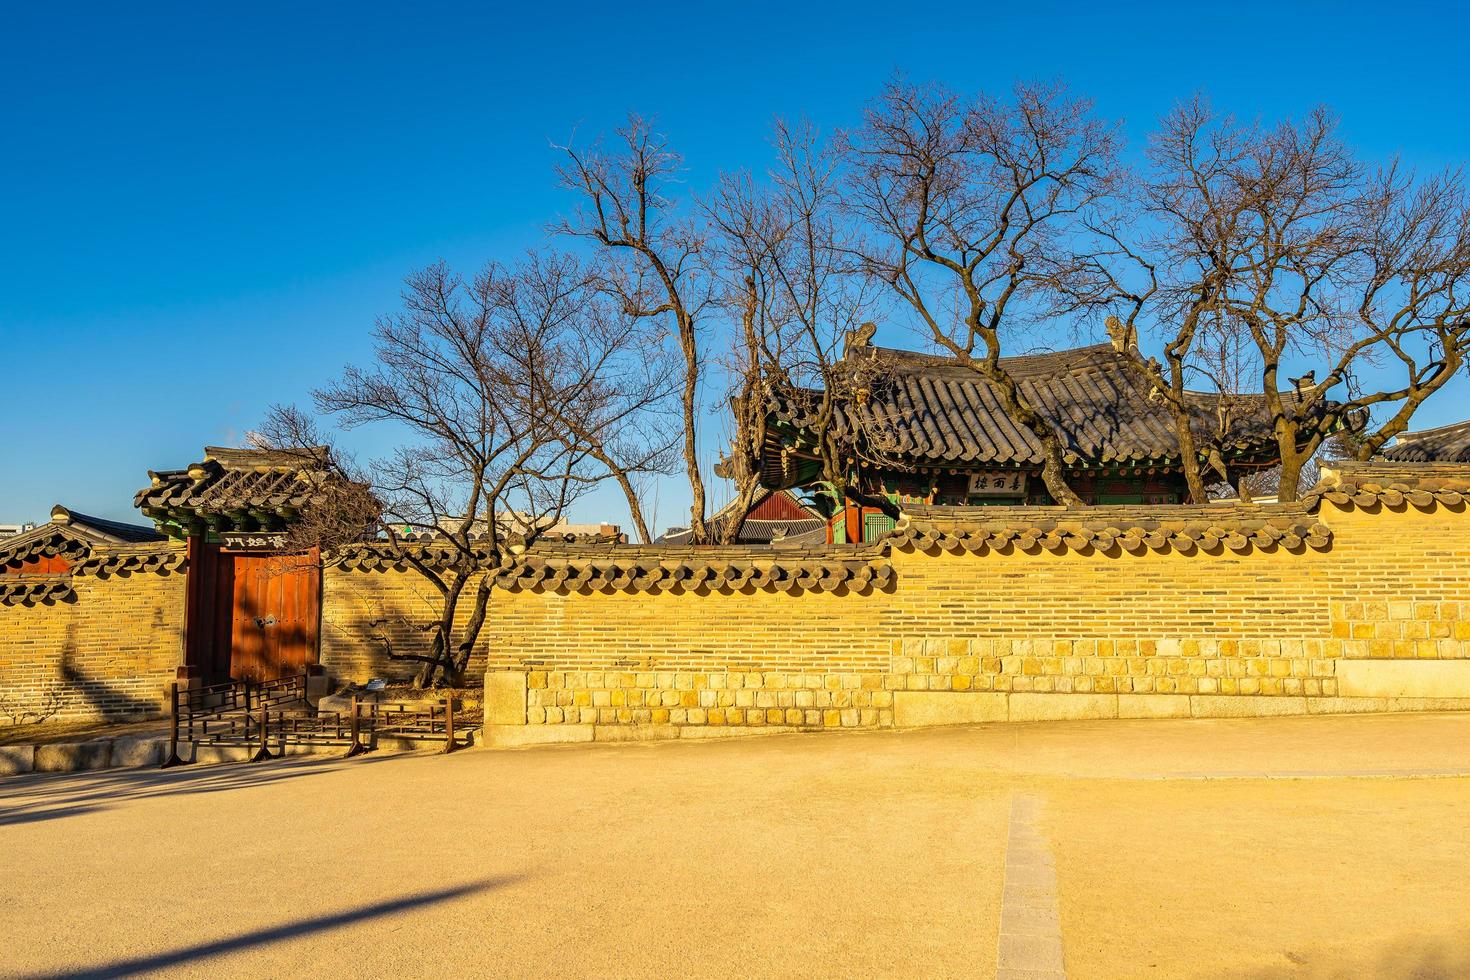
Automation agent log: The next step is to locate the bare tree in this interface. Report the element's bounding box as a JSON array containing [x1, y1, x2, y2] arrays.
[[706, 120, 898, 540], [844, 79, 1123, 507], [259, 254, 660, 686], [1087, 99, 1470, 502], [702, 168, 783, 541], [556, 119, 717, 541], [512, 253, 682, 543]]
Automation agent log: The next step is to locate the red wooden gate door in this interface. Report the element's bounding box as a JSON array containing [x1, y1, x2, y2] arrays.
[[227, 549, 321, 683]]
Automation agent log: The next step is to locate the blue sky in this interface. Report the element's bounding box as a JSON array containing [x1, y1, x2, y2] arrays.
[[4, 1, 1467, 530]]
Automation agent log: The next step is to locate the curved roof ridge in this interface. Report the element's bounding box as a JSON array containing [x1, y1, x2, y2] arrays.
[[860, 342, 1117, 379], [49, 506, 163, 543], [1380, 418, 1470, 463], [203, 445, 330, 469], [1391, 418, 1470, 442]]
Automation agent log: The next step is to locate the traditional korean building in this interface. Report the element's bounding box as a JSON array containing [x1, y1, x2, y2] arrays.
[[761, 334, 1332, 542], [0, 505, 164, 605], [134, 446, 334, 684], [657, 488, 826, 546], [1380, 419, 1470, 463]]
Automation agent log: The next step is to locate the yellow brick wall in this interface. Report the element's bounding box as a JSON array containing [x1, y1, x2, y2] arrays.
[[310, 500, 1469, 728], [0, 570, 186, 722], [487, 500, 1470, 728], [320, 567, 488, 684]]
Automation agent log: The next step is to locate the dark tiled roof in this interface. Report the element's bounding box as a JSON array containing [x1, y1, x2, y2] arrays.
[[728, 518, 826, 544], [1380, 420, 1470, 463], [73, 542, 187, 577], [1302, 460, 1470, 510], [325, 460, 1458, 572], [50, 506, 162, 543], [0, 575, 74, 606], [656, 489, 827, 545], [134, 446, 333, 528], [890, 502, 1331, 555], [769, 344, 1325, 472], [336, 539, 889, 594], [0, 505, 162, 568], [494, 552, 889, 594], [0, 528, 90, 567], [658, 519, 827, 546]]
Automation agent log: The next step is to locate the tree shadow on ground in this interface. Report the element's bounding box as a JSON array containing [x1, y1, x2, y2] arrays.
[[0, 752, 416, 828], [1237, 934, 1470, 979], [26, 876, 521, 979]]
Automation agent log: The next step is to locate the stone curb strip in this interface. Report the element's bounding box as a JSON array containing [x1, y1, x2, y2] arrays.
[[997, 794, 1067, 980]]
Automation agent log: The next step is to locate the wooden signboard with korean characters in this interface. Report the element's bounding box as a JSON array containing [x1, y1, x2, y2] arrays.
[[966, 470, 1025, 498]]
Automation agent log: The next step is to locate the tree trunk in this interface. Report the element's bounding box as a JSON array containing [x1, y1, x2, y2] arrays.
[[451, 578, 494, 681], [1173, 414, 1209, 504], [718, 482, 762, 544], [414, 635, 441, 688], [416, 574, 469, 687], [1276, 421, 1304, 504], [1164, 354, 1210, 504], [1036, 452, 1083, 508], [606, 465, 652, 543], [678, 320, 709, 543], [1355, 350, 1460, 458], [977, 360, 1084, 507]]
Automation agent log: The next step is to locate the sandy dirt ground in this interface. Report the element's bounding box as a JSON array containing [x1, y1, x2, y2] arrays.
[[0, 719, 165, 747], [2, 713, 1468, 979]]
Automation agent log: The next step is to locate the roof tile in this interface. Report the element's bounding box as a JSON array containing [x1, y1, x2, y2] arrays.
[[770, 344, 1330, 470]]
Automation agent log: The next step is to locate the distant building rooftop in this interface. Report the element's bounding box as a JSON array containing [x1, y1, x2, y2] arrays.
[[1380, 419, 1470, 463]]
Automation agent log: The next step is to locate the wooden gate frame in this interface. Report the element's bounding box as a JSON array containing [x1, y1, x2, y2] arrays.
[[180, 536, 324, 684]]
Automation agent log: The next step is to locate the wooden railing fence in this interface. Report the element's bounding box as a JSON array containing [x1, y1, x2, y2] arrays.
[[162, 675, 472, 767]]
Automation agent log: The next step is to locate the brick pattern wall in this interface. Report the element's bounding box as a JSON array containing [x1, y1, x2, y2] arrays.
[[525, 670, 895, 729], [1320, 507, 1470, 657], [5, 499, 1463, 729], [300, 499, 1470, 728], [488, 501, 1468, 730], [0, 570, 185, 722], [319, 568, 488, 684]]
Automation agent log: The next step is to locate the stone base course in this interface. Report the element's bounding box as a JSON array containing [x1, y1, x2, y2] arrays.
[[0, 744, 36, 776], [34, 741, 113, 772], [1337, 659, 1470, 698], [483, 686, 1470, 746]]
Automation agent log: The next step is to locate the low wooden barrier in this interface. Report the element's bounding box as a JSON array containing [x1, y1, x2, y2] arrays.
[[162, 675, 472, 767]]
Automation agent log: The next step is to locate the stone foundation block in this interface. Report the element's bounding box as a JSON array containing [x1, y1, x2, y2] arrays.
[[190, 744, 252, 765], [592, 725, 680, 742], [372, 736, 430, 753], [893, 691, 1007, 727], [485, 671, 529, 726], [1304, 697, 1391, 714], [1117, 694, 1191, 719], [1009, 693, 1118, 722], [1385, 697, 1470, 712], [1189, 695, 1307, 718], [0, 745, 35, 776], [109, 737, 165, 768], [35, 741, 112, 773], [676, 725, 800, 739], [484, 723, 593, 748], [1337, 660, 1470, 699]]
